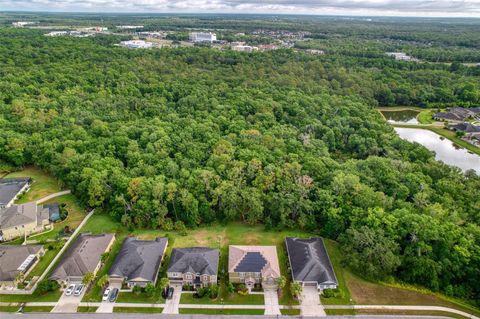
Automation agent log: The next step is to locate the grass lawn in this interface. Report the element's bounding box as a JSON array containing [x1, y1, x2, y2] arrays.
[[325, 308, 357, 315], [30, 194, 87, 242], [22, 306, 53, 312], [25, 245, 62, 281], [77, 306, 98, 312], [179, 308, 264, 315], [280, 308, 301, 315], [320, 240, 352, 305], [0, 290, 61, 303], [113, 307, 163, 313], [116, 291, 165, 304], [0, 306, 19, 312], [417, 109, 434, 124], [180, 291, 264, 305], [4, 166, 63, 203], [357, 309, 470, 319]]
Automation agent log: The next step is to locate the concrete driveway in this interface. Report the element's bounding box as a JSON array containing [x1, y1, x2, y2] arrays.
[[162, 284, 182, 314], [52, 285, 86, 313], [263, 288, 280, 315], [300, 286, 326, 316], [96, 282, 122, 313]]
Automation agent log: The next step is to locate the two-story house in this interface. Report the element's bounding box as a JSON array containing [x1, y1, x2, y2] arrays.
[[228, 245, 280, 290], [167, 247, 219, 288]]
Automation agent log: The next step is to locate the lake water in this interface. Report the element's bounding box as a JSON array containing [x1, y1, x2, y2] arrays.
[[381, 109, 419, 124], [395, 127, 480, 173]]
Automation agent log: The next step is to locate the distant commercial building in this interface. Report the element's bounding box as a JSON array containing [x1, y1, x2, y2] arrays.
[[12, 21, 34, 27], [120, 40, 153, 49], [0, 244, 44, 287], [116, 25, 144, 29], [45, 31, 69, 37], [386, 52, 418, 62], [189, 32, 217, 43], [306, 49, 325, 55], [232, 45, 259, 52]]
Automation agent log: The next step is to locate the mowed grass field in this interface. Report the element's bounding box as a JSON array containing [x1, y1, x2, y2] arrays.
[[4, 166, 63, 203]]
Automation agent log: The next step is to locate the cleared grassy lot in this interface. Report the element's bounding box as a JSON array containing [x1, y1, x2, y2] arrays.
[[4, 166, 62, 203]]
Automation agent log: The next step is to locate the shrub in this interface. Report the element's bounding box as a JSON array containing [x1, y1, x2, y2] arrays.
[[36, 280, 60, 295], [227, 282, 235, 294], [196, 286, 209, 298], [208, 284, 219, 299], [145, 282, 156, 297], [132, 285, 142, 295], [322, 288, 335, 298]]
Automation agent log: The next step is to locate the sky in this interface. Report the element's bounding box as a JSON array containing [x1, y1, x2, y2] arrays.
[[1, 0, 480, 17]]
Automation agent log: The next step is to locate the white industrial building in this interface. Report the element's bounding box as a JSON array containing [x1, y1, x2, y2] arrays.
[[189, 32, 217, 43], [232, 45, 259, 52], [120, 40, 153, 49]]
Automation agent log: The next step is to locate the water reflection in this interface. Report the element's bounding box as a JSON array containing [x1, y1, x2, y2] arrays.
[[381, 110, 419, 124], [395, 127, 480, 173]]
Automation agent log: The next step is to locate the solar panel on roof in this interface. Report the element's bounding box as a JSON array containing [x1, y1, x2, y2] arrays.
[[234, 252, 267, 272]]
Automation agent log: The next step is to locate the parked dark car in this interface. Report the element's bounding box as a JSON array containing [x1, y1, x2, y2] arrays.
[[167, 287, 174, 300], [109, 288, 119, 302]]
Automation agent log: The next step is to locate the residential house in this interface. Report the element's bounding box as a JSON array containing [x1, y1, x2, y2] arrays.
[[109, 237, 168, 288], [0, 177, 31, 208], [434, 107, 480, 122], [167, 247, 219, 288], [449, 123, 480, 137], [285, 237, 337, 291], [228, 245, 280, 289], [50, 233, 115, 285], [0, 244, 44, 287], [0, 202, 52, 241]]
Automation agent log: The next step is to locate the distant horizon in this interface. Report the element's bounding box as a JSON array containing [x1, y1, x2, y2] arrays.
[[1, 0, 480, 18], [2, 10, 480, 20]]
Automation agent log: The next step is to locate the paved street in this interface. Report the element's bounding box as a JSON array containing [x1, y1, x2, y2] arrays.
[[51, 286, 86, 313], [0, 313, 455, 319], [162, 284, 182, 314], [263, 288, 280, 315], [300, 286, 326, 317]]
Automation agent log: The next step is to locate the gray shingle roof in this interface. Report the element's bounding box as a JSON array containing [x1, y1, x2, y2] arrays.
[[449, 123, 480, 133], [0, 178, 30, 207], [0, 244, 43, 281], [109, 237, 168, 283], [285, 237, 337, 285], [168, 247, 219, 276], [50, 233, 114, 281]]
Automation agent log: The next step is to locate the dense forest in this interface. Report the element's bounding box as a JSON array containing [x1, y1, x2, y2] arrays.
[[0, 18, 479, 306]]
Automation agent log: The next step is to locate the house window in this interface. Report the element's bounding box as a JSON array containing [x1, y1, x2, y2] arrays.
[[186, 274, 192, 280], [239, 273, 245, 279]]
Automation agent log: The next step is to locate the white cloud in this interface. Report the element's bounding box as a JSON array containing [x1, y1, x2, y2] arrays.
[[1, 0, 480, 17]]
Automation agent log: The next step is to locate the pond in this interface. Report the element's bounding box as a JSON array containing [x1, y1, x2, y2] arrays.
[[381, 109, 419, 124], [395, 127, 480, 173]]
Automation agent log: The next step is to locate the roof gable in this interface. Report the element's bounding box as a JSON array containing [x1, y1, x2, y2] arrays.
[[167, 247, 219, 276]]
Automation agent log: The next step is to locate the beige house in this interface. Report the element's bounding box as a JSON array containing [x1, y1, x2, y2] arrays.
[[50, 233, 115, 285], [228, 245, 280, 289], [0, 202, 51, 241], [0, 244, 44, 287]]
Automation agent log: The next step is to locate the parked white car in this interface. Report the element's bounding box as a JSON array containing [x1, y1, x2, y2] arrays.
[[102, 288, 111, 301], [65, 284, 75, 296], [74, 284, 84, 296]]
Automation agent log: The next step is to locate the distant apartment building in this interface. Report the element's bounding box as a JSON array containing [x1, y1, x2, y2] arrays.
[[116, 25, 144, 29], [45, 31, 69, 37], [12, 21, 34, 27], [189, 32, 217, 43], [120, 40, 153, 49]]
